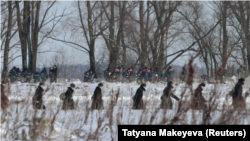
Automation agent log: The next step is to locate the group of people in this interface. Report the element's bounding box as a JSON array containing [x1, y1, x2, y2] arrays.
[[30, 78, 246, 110], [83, 70, 94, 82], [136, 66, 175, 83], [1, 65, 58, 84], [103, 66, 175, 83], [30, 82, 104, 110], [1, 67, 32, 83], [1, 76, 246, 111], [49, 65, 58, 83], [132, 78, 246, 111], [2, 65, 176, 85], [32, 82, 78, 110]]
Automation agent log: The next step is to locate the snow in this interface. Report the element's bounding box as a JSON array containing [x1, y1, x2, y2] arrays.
[[244, 76, 250, 89], [1, 80, 250, 140]]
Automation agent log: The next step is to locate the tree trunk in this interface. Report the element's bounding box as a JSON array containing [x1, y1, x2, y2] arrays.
[[247, 2, 250, 74], [212, 54, 217, 78], [230, 1, 250, 74], [220, 1, 228, 81], [31, 1, 41, 73], [158, 32, 165, 69], [241, 45, 247, 69], [3, 1, 13, 70], [23, 1, 30, 70], [121, 34, 126, 68], [89, 42, 96, 78], [107, 1, 118, 71], [152, 47, 158, 68], [109, 51, 118, 71], [210, 54, 213, 78], [15, 1, 28, 70], [139, 1, 147, 67], [86, 1, 96, 77], [118, 1, 126, 68], [204, 54, 210, 77], [29, 1, 35, 71]]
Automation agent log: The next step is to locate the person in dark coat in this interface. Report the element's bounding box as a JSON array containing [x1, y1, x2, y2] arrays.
[[104, 68, 112, 81], [232, 78, 246, 110], [132, 83, 146, 109], [164, 66, 175, 83], [180, 64, 187, 82], [1, 80, 9, 110], [136, 69, 143, 81], [62, 83, 76, 110], [160, 81, 180, 109], [32, 82, 49, 109], [191, 82, 206, 110], [84, 70, 93, 82], [40, 67, 48, 81], [91, 83, 104, 110], [25, 69, 32, 83], [41, 67, 47, 76]]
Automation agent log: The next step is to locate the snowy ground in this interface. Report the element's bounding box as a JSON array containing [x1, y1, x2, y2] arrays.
[[1, 80, 250, 141]]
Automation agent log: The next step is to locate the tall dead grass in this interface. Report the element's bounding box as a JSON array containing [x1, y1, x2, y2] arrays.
[[1, 58, 249, 140]]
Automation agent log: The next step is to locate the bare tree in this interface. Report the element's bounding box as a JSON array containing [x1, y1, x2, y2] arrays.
[[229, 1, 250, 75], [49, 1, 104, 78], [176, 2, 222, 79], [15, 1, 64, 73], [124, 1, 151, 68], [15, 1, 30, 70], [1, 2, 8, 44], [149, 1, 182, 69], [3, 1, 13, 71]]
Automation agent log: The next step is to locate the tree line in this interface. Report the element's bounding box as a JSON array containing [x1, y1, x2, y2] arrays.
[[1, 1, 249, 79]]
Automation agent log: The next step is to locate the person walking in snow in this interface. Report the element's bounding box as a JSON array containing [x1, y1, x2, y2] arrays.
[[62, 83, 76, 110], [91, 83, 104, 110], [191, 82, 206, 110], [164, 66, 175, 83], [160, 81, 180, 109], [132, 83, 146, 109], [231, 78, 246, 110], [32, 82, 49, 109]]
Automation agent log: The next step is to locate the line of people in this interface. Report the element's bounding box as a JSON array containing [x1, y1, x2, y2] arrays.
[[31, 82, 105, 110], [103, 66, 176, 83], [1, 65, 58, 84], [1, 77, 246, 111], [33, 77, 248, 111], [132, 78, 246, 110], [2, 67, 32, 83]]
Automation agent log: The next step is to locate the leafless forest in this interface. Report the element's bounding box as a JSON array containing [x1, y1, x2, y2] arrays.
[[1, 1, 250, 140], [1, 1, 250, 80]]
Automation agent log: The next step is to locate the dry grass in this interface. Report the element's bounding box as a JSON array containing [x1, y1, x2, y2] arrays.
[[1, 59, 250, 140]]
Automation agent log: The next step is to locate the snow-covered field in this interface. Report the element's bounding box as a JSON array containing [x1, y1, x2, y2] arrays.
[[1, 80, 250, 141]]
